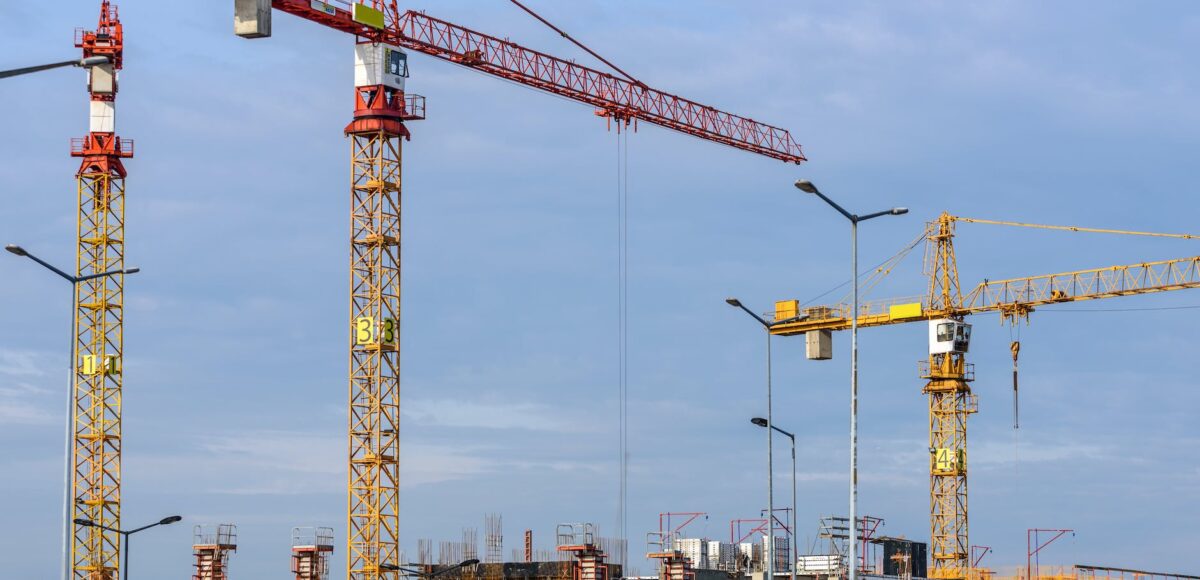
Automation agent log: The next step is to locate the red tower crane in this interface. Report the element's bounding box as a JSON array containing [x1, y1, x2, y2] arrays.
[[232, 2, 805, 579], [71, 2, 133, 579]]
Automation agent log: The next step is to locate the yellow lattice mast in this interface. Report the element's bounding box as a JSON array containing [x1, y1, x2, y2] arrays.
[[344, 36, 423, 579], [922, 213, 973, 579], [768, 213, 1200, 580], [72, 3, 130, 578]]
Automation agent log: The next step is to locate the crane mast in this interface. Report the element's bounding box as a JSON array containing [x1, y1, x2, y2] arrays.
[[344, 36, 422, 577], [72, 2, 132, 578], [923, 213, 973, 579]]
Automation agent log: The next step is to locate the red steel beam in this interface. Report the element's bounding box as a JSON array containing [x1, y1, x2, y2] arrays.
[[270, 0, 806, 164]]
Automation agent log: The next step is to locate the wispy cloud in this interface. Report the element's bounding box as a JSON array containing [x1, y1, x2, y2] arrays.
[[403, 397, 597, 433], [128, 429, 503, 496], [0, 348, 49, 377], [0, 349, 57, 426]]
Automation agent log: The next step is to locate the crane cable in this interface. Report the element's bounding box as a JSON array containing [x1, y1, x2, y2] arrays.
[[507, 0, 646, 87], [615, 128, 630, 568]]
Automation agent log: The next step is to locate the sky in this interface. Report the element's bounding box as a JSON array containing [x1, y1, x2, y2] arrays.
[[2, 0, 1199, 577]]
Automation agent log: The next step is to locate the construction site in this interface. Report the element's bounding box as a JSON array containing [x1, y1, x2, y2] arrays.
[[1, 1, 1197, 579]]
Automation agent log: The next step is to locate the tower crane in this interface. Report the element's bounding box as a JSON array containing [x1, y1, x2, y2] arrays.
[[231, 2, 804, 579], [71, 2, 133, 579], [768, 212, 1200, 580]]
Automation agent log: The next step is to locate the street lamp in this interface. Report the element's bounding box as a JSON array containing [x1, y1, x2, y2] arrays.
[[0, 55, 110, 80], [793, 179, 906, 580], [7, 243, 139, 580], [753, 417, 797, 580], [726, 297, 777, 579], [74, 515, 182, 580]]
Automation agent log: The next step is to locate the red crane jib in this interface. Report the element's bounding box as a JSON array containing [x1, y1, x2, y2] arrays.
[[271, 0, 806, 164]]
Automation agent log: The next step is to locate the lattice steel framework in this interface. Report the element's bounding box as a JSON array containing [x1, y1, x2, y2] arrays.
[[72, 2, 130, 578], [264, 0, 806, 164], [346, 124, 404, 579], [72, 164, 127, 580], [922, 354, 975, 580]]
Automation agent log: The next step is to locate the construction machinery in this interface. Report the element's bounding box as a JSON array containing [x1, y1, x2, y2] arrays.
[[71, 2, 133, 578], [231, 2, 804, 578], [769, 212, 1200, 580]]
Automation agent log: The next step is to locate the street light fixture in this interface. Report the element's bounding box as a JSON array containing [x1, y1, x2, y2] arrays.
[[74, 515, 182, 580], [793, 179, 906, 580], [752, 417, 797, 580], [726, 297, 778, 580], [0, 55, 110, 80], [7, 243, 139, 580]]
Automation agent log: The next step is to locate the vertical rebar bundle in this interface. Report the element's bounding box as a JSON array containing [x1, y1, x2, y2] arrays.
[[485, 514, 503, 564], [418, 539, 432, 565], [464, 528, 479, 561]]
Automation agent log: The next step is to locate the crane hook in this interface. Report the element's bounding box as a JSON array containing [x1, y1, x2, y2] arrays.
[[1010, 340, 1020, 430]]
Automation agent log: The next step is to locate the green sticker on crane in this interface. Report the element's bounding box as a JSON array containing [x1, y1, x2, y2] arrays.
[[352, 3, 385, 29]]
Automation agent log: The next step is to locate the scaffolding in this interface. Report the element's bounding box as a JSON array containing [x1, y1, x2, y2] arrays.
[[485, 514, 504, 564], [557, 524, 610, 580], [646, 530, 695, 580], [293, 527, 335, 580], [193, 524, 237, 580]]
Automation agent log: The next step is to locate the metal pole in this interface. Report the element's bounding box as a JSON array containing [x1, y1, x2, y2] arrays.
[[790, 435, 797, 580], [61, 286, 76, 580], [766, 330, 775, 580], [123, 531, 129, 580], [849, 219, 858, 580]]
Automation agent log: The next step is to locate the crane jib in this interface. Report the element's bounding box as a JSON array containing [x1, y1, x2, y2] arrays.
[[261, 0, 805, 163]]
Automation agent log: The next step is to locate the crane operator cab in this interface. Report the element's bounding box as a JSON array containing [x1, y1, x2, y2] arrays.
[[354, 42, 409, 91], [929, 319, 971, 354]]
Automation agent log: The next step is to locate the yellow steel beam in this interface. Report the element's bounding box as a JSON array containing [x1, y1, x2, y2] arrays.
[[769, 256, 1200, 336], [951, 216, 1200, 240]]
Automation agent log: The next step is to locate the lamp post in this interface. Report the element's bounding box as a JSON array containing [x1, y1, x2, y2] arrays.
[[382, 558, 481, 578], [0, 55, 110, 80], [793, 180, 906, 580], [726, 298, 778, 579], [6, 243, 139, 580], [74, 515, 182, 580], [752, 417, 797, 580]]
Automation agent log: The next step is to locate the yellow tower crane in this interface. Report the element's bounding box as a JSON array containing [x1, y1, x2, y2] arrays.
[[768, 212, 1200, 580]]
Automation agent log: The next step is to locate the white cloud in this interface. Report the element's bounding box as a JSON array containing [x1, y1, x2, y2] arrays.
[[0, 349, 49, 377], [403, 397, 594, 433], [127, 429, 499, 496], [0, 349, 57, 426]]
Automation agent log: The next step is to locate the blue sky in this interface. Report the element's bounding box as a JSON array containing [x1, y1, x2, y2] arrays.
[[2, 1, 1199, 577]]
